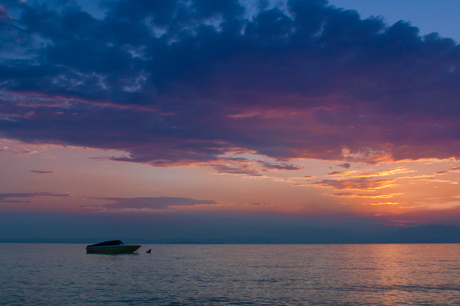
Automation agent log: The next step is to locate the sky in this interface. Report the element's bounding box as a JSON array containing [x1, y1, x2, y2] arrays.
[[1, 0, 460, 241]]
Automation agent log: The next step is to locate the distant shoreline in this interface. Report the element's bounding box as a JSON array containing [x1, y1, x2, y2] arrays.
[[2, 224, 460, 244]]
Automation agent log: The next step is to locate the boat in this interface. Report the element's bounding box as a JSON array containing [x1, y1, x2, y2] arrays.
[[86, 240, 141, 254]]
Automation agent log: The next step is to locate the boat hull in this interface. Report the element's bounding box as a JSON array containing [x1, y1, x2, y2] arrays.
[[86, 245, 141, 254]]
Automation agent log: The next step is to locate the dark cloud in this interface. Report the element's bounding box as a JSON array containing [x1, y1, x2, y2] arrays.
[[337, 163, 350, 169], [435, 166, 460, 175], [203, 157, 299, 176], [30, 170, 56, 174], [211, 162, 262, 176], [258, 160, 300, 171], [210, 158, 262, 176], [100, 196, 216, 210], [1, 0, 460, 165]]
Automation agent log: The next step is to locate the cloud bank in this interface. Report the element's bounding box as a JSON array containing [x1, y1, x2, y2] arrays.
[[1, 0, 460, 166]]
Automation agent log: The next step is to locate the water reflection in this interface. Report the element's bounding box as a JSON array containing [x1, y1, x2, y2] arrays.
[[1, 244, 460, 305]]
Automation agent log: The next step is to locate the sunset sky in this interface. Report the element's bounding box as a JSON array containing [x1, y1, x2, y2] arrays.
[[1, 0, 460, 241]]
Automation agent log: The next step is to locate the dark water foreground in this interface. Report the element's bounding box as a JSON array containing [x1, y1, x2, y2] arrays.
[[1, 243, 460, 305]]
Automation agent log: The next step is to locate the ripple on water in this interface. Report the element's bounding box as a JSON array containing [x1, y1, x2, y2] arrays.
[[1, 244, 460, 305]]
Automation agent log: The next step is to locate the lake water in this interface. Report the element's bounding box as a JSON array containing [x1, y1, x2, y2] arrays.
[[1, 244, 460, 305]]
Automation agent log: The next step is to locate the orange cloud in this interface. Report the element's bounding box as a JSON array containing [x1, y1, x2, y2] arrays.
[[356, 167, 414, 178], [365, 202, 401, 206], [332, 192, 403, 199]]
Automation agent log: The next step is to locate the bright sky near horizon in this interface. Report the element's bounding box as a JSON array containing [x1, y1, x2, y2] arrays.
[[1, 0, 460, 240]]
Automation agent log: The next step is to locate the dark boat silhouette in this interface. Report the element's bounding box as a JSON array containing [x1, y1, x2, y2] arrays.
[[86, 240, 141, 254]]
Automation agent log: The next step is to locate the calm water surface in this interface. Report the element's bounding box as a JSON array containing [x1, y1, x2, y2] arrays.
[[1, 244, 460, 305]]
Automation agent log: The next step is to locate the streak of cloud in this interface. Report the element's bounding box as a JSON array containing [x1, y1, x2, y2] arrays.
[[30, 170, 57, 175], [0, 192, 69, 203], [307, 177, 395, 191], [99, 196, 217, 211]]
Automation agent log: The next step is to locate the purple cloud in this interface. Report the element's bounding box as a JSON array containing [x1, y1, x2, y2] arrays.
[[310, 177, 394, 190], [258, 161, 300, 171], [30, 170, 56, 175], [435, 166, 460, 175], [0, 192, 69, 203], [0, 0, 459, 166], [211, 163, 262, 176], [337, 163, 351, 169]]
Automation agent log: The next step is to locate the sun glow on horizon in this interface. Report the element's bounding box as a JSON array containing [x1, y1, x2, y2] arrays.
[[1, 137, 459, 226]]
